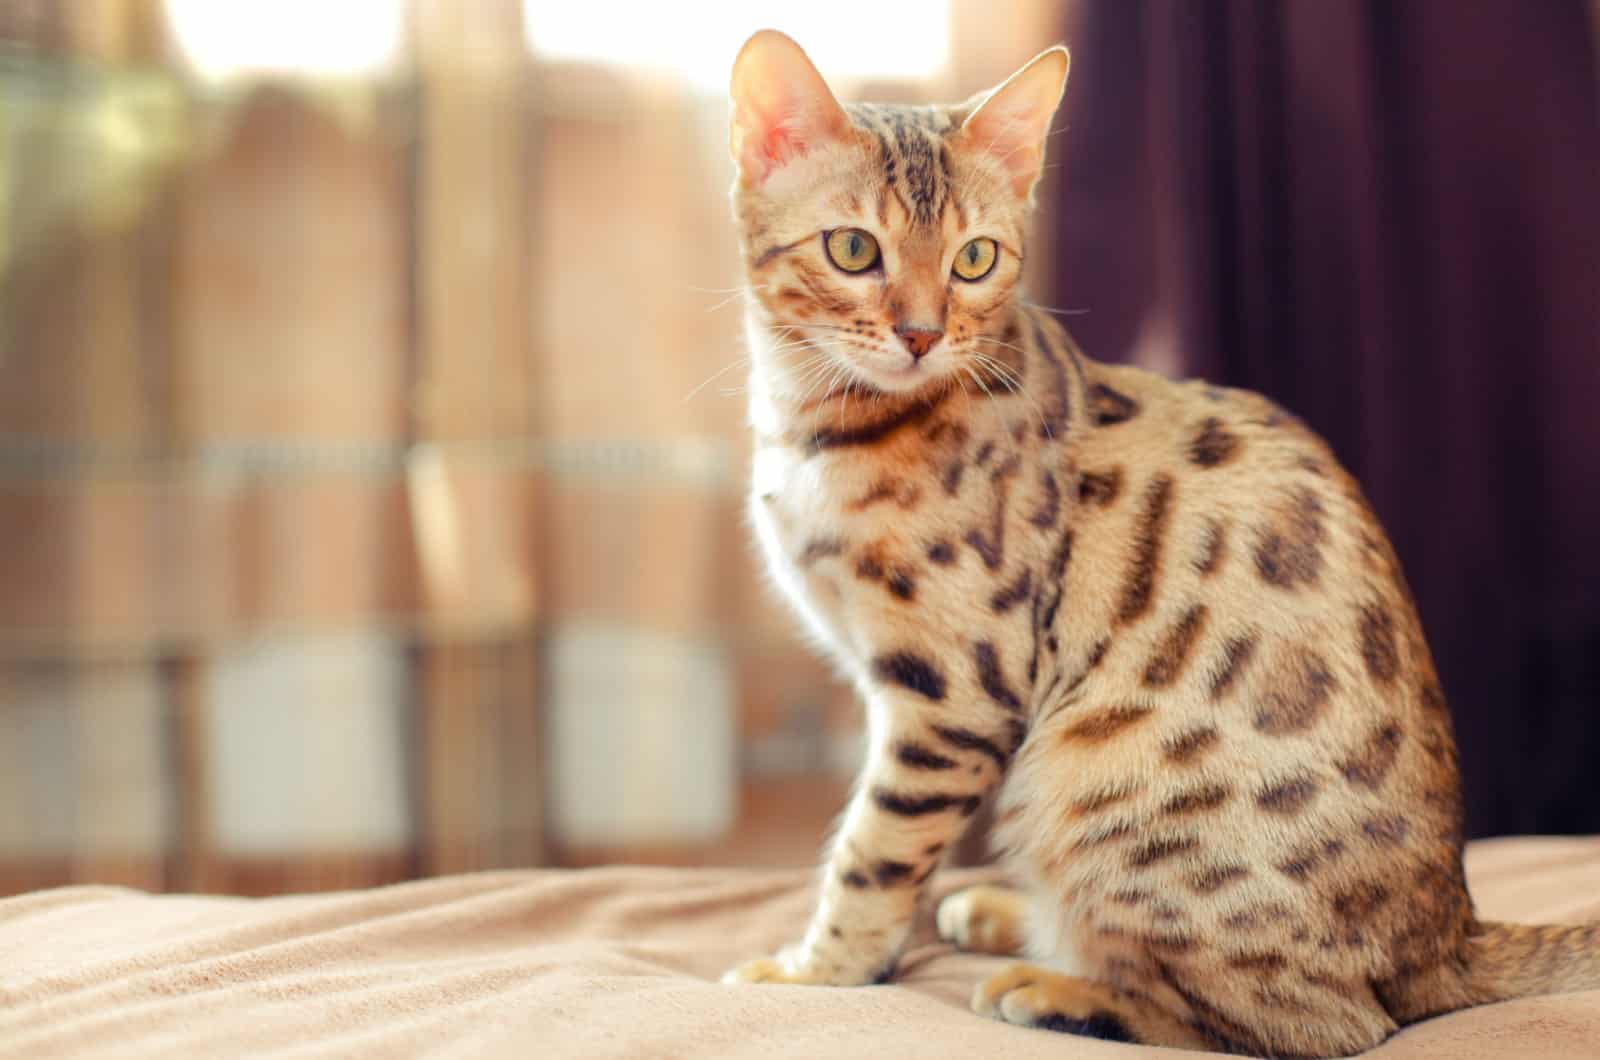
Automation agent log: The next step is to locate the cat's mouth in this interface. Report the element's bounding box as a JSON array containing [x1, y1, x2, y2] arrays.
[[843, 344, 950, 395]]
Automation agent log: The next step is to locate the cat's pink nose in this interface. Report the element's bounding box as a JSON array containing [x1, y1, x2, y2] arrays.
[[894, 325, 943, 360]]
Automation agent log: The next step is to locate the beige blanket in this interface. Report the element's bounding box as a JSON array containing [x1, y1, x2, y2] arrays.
[[2, 838, 1598, 1058]]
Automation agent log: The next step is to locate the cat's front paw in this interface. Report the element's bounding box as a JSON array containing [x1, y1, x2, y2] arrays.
[[720, 947, 888, 986], [937, 884, 1028, 955], [721, 955, 815, 985]]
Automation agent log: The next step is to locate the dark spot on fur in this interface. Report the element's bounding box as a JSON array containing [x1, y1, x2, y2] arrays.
[[1161, 782, 1234, 817], [1256, 774, 1321, 815], [1189, 417, 1241, 467], [1077, 467, 1124, 508], [1074, 820, 1137, 850], [1227, 951, 1288, 974], [1359, 604, 1400, 684], [1070, 784, 1139, 817], [942, 460, 966, 495], [1189, 864, 1251, 894], [1332, 880, 1392, 923], [932, 724, 1009, 769], [1163, 725, 1219, 764], [1362, 814, 1410, 846], [963, 455, 1021, 569], [895, 741, 957, 770], [1253, 488, 1328, 589], [1277, 838, 1347, 881], [1254, 647, 1337, 735], [871, 788, 981, 817], [1117, 474, 1174, 624], [1340, 720, 1404, 789], [809, 392, 949, 451], [872, 652, 947, 701], [1209, 633, 1259, 701], [887, 567, 917, 601], [1127, 835, 1199, 869], [974, 641, 1025, 712], [926, 540, 956, 565], [1142, 604, 1210, 688], [990, 568, 1033, 613], [1089, 382, 1140, 426], [848, 477, 922, 512], [1061, 704, 1154, 744], [1029, 469, 1061, 528], [1195, 519, 1227, 577]]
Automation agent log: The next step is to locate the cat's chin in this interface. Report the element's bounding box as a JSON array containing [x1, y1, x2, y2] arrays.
[[848, 360, 945, 396]]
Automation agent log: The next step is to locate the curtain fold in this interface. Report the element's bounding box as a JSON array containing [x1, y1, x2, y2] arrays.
[[1049, 0, 1600, 838]]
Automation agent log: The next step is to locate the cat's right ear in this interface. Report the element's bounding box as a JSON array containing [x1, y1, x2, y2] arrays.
[[729, 30, 853, 186], [957, 46, 1071, 200]]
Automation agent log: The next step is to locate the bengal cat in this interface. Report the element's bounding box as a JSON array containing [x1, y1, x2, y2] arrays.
[[719, 29, 1600, 1057]]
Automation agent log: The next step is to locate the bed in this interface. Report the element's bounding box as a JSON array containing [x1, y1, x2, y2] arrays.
[[2, 837, 1597, 1058]]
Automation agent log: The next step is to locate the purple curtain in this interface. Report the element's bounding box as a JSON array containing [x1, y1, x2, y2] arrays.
[[1048, 0, 1600, 838]]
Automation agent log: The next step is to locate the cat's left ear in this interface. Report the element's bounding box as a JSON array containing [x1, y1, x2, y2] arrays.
[[957, 46, 1071, 200], [729, 30, 855, 185]]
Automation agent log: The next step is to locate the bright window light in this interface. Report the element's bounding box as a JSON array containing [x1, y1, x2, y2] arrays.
[[165, 0, 406, 80], [523, 0, 951, 90]]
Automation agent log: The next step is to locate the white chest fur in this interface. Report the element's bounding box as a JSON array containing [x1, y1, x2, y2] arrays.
[[749, 443, 866, 679]]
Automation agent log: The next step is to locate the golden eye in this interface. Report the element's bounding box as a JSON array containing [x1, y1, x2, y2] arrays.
[[824, 228, 880, 273], [952, 237, 998, 281]]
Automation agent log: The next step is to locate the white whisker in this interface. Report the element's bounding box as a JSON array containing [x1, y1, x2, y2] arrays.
[[1022, 300, 1090, 318]]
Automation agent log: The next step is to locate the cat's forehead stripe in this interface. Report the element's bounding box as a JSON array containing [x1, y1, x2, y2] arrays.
[[847, 103, 955, 228]]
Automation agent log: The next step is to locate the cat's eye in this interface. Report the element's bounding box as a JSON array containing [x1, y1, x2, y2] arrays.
[[824, 228, 880, 273], [952, 237, 999, 281]]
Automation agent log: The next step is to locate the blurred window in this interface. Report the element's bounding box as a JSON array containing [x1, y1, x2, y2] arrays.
[[522, 0, 951, 90], [165, 0, 406, 80]]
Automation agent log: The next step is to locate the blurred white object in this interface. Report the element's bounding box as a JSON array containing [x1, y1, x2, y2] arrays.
[[209, 632, 410, 854], [547, 622, 734, 846], [523, 0, 950, 90], [165, 0, 406, 80], [0, 663, 172, 858]]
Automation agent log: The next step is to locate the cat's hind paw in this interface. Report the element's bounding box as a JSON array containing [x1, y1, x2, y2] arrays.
[[974, 964, 1213, 1050], [974, 964, 1134, 1040], [936, 884, 1027, 956]]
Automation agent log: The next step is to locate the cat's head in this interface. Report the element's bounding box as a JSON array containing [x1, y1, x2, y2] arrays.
[[729, 30, 1068, 399]]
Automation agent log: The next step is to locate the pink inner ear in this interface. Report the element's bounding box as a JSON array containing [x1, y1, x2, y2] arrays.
[[741, 102, 827, 182], [758, 114, 805, 174]]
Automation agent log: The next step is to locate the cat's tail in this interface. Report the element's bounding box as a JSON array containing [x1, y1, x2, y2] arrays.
[[1465, 921, 1600, 1003]]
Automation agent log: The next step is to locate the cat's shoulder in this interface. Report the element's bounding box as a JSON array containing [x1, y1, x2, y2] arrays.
[[1073, 357, 1346, 484]]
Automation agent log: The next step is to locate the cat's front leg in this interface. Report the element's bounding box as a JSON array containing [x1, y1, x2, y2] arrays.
[[723, 682, 1018, 987]]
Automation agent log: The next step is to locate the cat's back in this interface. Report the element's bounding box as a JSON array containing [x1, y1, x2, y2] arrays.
[[1042, 354, 1458, 797], [1063, 357, 1420, 643]]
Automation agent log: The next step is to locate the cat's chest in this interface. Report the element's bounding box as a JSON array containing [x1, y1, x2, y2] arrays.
[[751, 444, 919, 661], [749, 433, 1045, 672]]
